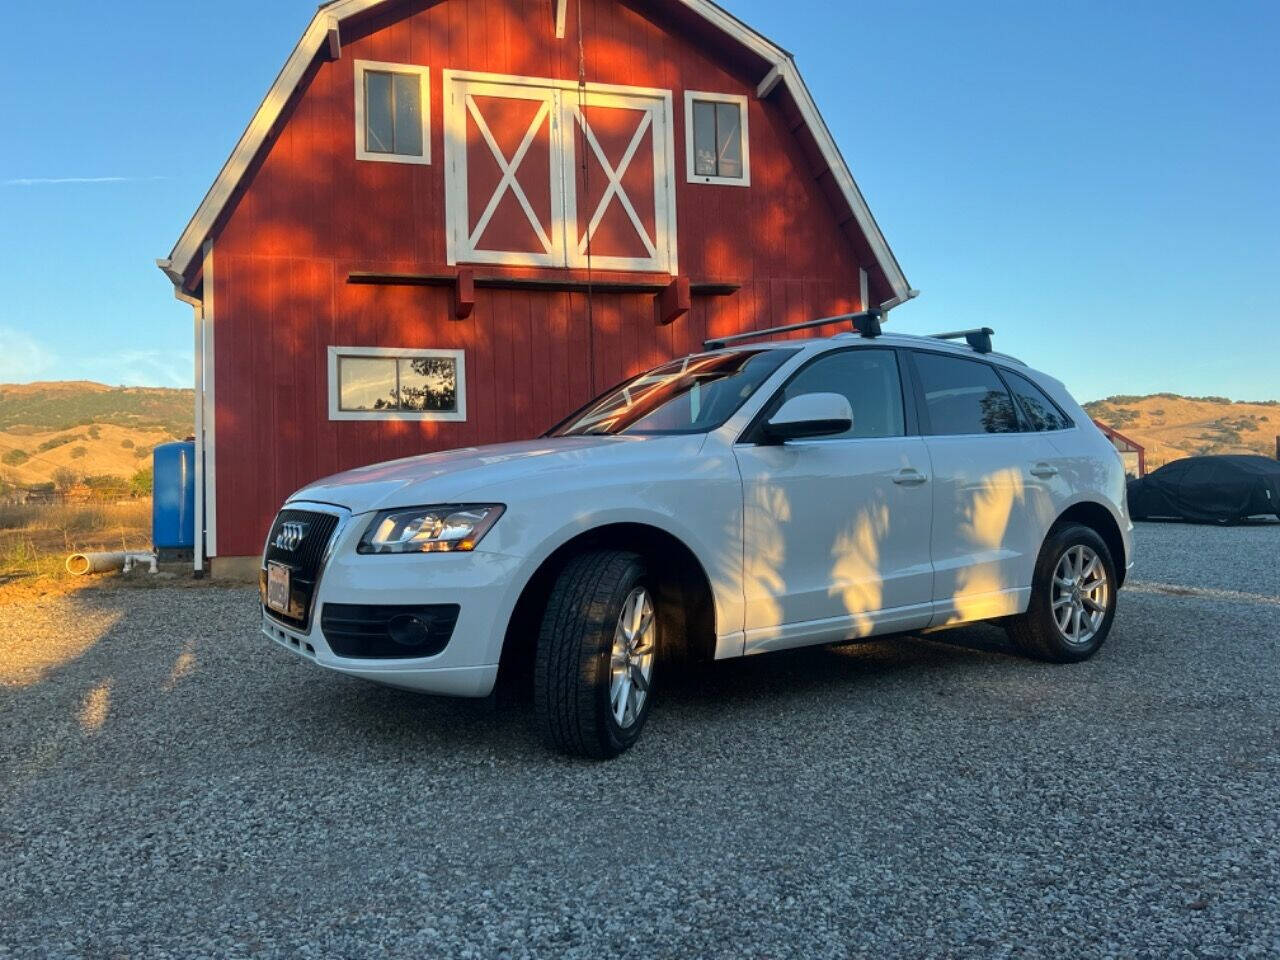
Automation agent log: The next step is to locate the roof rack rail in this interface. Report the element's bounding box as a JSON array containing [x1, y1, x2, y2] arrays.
[[704, 308, 882, 351], [931, 327, 995, 354]]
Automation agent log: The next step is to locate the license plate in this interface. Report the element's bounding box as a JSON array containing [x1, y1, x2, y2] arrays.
[[266, 562, 291, 614]]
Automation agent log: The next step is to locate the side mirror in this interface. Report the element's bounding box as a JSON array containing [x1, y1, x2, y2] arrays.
[[761, 393, 853, 444]]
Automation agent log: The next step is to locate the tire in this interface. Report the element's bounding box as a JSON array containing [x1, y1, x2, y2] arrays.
[[534, 550, 658, 759], [1006, 523, 1118, 663]]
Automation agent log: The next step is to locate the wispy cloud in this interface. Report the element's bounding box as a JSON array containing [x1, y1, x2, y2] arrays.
[[0, 328, 56, 381], [3, 176, 168, 187], [0, 327, 190, 387]]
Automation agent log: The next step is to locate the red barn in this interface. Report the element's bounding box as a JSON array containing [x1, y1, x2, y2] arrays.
[[158, 0, 913, 576]]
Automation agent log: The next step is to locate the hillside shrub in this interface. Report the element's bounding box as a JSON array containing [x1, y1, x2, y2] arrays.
[[1106, 408, 1139, 427], [2, 449, 29, 466], [52, 467, 80, 494], [130, 466, 153, 497], [37, 435, 79, 453], [87, 425, 101, 439], [70, 446, 87, 459], [120, 438, 135, 449]]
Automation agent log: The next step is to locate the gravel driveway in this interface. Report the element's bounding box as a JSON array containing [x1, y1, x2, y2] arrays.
[[2, 521, 1278, 959]]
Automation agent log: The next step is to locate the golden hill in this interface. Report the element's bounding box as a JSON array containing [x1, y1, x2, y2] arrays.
[[1084, 394, 1279, 471], [0, 382, 191, 489]]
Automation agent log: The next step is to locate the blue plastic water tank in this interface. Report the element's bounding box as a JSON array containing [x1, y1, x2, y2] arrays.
[[153, 441, 196, 551]]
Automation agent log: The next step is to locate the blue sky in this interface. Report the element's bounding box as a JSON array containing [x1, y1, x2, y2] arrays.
[[1, 0, 1276, 401]]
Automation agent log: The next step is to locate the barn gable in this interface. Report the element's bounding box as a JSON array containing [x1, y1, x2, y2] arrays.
[[158, 0, 910, 304]]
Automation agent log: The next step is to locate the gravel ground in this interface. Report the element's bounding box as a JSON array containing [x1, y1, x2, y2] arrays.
[[2, 521, 1278, 959]]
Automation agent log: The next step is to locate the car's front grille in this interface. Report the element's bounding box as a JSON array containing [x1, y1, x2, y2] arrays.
[[264, 509, 340, 574], [260, 508, 342, 631], [321, 603, 461, 659]]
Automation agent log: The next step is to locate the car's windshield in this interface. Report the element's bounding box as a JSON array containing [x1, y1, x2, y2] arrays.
[[548, 348, 797, 437]]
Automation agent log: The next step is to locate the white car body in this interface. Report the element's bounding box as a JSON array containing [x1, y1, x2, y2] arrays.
[[260, 331, 1134, 697]]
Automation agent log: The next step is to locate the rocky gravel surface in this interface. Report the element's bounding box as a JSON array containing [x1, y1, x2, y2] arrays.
[[2, 521, 1278, 958]]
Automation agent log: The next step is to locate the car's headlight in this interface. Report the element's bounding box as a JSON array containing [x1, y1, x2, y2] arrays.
[[357, 504, 505, 554]]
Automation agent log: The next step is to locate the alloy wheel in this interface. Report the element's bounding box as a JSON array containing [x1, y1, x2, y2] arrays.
[[609, 586, 656, 728], [1051, 544, 1110, 645]]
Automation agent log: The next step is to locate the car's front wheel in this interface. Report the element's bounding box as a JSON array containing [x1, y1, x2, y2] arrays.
[[534, 550, 657, 758], [1006, 523, 1117, 663]]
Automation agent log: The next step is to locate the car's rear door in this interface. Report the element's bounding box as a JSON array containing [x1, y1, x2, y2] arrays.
[[904, 350, 1061, 626], [734, 347, 935, 653]]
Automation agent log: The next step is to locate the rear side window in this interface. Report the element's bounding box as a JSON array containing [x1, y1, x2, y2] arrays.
[[913, 352, 1020, 435], [1004, 370, 1072, 431], [776, 349, 905, 440]]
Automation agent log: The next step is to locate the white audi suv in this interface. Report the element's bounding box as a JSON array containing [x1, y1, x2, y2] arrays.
[[261, 320, 1133, 758]]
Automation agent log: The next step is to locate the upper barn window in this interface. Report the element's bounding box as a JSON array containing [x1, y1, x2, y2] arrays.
[[684, 91, 749, 187], [355, 61, 431, 164]]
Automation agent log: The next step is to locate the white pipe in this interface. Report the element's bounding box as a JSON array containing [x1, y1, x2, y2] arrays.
[[122, 552, 158, 574], [174, 275, 205, 577], [192, 297, 205, 576], [66, 552, 127, 576]]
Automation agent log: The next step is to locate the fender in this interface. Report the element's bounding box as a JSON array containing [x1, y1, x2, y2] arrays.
[[495, 505, 741, 646]]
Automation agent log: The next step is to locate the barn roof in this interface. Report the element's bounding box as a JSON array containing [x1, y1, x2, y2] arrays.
[[158, 0, 911, 303]]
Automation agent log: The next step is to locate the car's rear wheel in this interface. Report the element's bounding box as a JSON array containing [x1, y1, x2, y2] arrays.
[[1006, 523, 1117, 663], [534, 550, 657, 758]]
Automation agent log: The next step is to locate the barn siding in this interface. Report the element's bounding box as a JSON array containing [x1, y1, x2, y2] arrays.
[[212, 0, 876, 557]]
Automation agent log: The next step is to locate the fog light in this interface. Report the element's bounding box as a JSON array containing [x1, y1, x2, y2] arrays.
[[387, 613, 432, 648]]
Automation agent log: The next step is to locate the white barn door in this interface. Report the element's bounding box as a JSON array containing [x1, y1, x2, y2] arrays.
[[564, 91, 677, 273], [445, 77, 564, 268], [444, 71, 677, 274]]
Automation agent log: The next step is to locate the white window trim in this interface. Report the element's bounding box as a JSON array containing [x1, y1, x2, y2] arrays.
[[327, 346, 465, 422], [684, 90, 750, 187], [354, 60, 432, 165], [443, 68, 678, 274]]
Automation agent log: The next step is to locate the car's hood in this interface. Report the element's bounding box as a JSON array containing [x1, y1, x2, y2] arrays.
[[288, 435, 701, 514]]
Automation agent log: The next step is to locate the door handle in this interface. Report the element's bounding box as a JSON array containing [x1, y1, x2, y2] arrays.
[[893, 469, 929, 487], [1030, 463, 1059, 479]]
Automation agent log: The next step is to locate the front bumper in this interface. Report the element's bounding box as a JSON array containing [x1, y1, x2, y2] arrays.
[[261, 616, 500, 696], [261, 503, 528, 698]]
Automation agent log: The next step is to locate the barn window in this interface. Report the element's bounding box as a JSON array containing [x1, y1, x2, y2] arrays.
[[327, 347, 465, 422], [355, 61, 431, 165], [684, 91, 750, 187]]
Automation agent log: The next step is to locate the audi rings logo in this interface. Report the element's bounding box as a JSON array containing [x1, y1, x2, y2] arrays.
[[273, 520, 310, 552]]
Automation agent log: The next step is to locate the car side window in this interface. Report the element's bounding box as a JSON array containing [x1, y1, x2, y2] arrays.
[[776, 349, 905, 440], [1004, 370, 1072, 431], [913, 352, 1020, 435]]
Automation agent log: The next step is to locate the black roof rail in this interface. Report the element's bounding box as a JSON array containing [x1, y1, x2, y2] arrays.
[[704, 308, 882, 351], [931, 327, 995, 354]]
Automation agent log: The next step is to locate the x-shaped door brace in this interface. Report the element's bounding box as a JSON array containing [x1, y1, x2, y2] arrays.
[[573, 107, 657, 260], [466, 95, 554, 255]]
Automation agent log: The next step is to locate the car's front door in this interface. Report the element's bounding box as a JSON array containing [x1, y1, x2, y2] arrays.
[[734, 347, 935, 654], [905, 350, 1060, 626]]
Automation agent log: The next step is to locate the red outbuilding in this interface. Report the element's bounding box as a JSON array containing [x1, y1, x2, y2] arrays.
[[159, 0, 913, 575]]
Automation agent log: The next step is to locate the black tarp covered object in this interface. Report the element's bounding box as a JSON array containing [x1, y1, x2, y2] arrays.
[[1127, 455, 1280, 523]]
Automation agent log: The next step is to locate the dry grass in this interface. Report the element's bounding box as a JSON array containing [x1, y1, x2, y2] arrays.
[[0, 499, 151, 582]]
